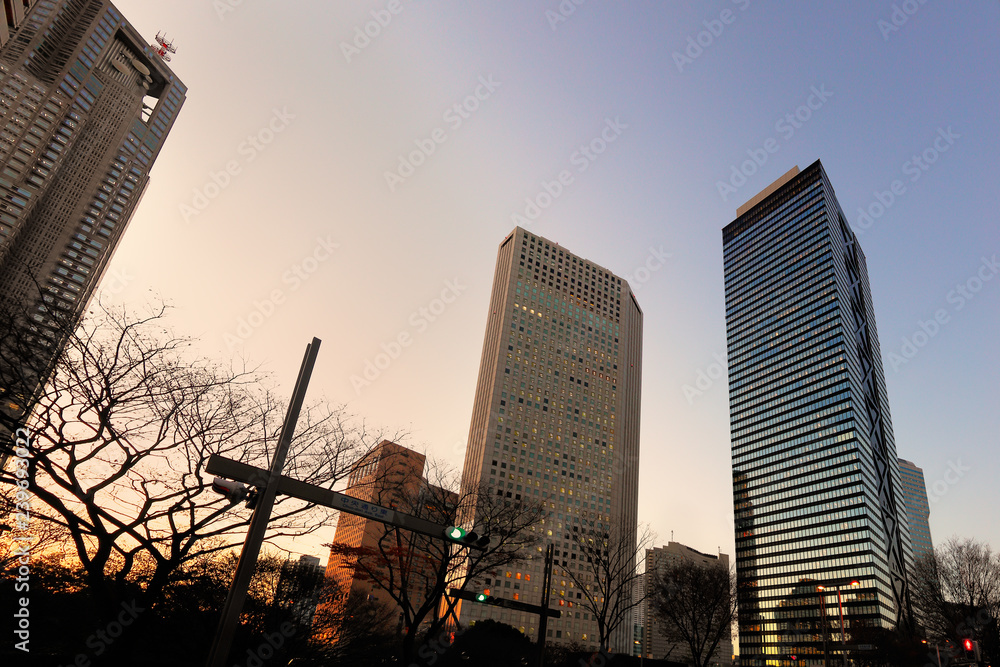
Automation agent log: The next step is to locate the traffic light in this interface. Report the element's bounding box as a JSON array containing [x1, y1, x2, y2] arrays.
[[443, 525, 491, 548], [963, 639, 981, 661], [448, 588, 561, 618]]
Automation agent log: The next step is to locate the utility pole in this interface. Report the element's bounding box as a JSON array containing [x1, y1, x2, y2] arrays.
[[816, 579, 858, 667], [837, 587, 847, 667], [451, 546, 558, 667], [537, 543, 555, 667], [818, 588, 828, 667], [204, 339, 495, 666], [204, 339, 489, 666], [206, 337, 321, 667]]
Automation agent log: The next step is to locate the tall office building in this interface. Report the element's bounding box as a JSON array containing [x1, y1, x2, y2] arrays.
[[457, 226, 642, 653], [723, 161, 912, 665], [897, 458, 933, 561], [0, 0, 185, 422], [641, 542, 733, 665], [1, 1, 42, 49]]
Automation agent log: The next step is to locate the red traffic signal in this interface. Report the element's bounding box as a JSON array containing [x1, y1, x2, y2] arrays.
[[962, 638, 982, 660]]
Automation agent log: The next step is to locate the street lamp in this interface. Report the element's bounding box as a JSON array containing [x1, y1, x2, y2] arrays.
[[816, 587, 829, 667], [921, 639, 943, 667], [816, 580, 859, 667]]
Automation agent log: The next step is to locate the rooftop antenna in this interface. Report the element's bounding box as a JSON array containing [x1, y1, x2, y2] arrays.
[[151, 32, 177, 62]]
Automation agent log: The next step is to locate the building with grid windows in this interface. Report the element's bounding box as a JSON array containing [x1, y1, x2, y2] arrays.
[[723, 161, 912, 666], [1, 1, 43, 49], [456, 226, 642, 653], [897, 458, 933, 562], [322, 441, 456, 639], [0, 0, 185, 427], [641, 542, 733, 665]]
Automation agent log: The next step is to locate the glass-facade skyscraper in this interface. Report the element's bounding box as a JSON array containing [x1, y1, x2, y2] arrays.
[[897, 458, 933, 561], [457, 226, 642, 653], [723, 161, 912, 666], [0, 0, 185, 422]]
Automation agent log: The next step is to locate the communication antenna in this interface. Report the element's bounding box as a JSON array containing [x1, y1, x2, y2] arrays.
[[151, 32, 177, 61]]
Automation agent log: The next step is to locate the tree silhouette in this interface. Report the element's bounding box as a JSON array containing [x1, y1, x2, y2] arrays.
[[648, 559, 736, 667], [0, 301, 390, 643]]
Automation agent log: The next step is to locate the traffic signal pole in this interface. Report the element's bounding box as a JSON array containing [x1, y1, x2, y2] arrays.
[[448, 587, 560, 617], [204, 340, 490, 665], [206, 337, 321, 667], [206, 442, 489, 663], [537, 543, 555, 667], [205, 455, 489, 548]]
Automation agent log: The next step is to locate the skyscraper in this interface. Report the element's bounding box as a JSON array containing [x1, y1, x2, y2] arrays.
[[897, 458, 933, 561], [722, 161, 912, 665], [457, 226, 642, 653], [0, 0, 185, 422]]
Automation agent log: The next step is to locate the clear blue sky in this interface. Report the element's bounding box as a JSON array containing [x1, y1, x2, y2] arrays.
[[110, 1, 999, 563]]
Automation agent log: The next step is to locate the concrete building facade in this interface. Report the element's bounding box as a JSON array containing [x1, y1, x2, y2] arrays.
[[1, 0, 42, 49], [456, 226, 643, 653], [322, 441, 456, 638], [0, 0, 184, 422], [642, 542, 733, 666]]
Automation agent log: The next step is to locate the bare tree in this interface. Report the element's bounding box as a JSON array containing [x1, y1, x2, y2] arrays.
[[326, 457, 546, 663], [0, 301, 386, 623], [560, 520, 653, 652], [309, 585, 400, 666], [649, 559, 737, 667], [911, 537, 999, 659], [0, 483, 72, 570]]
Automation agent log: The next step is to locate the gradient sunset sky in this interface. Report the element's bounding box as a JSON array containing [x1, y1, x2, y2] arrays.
[[106, 1, 998, 562]]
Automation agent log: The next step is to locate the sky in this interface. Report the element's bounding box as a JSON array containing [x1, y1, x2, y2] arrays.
[[103, 1, 999, 565]]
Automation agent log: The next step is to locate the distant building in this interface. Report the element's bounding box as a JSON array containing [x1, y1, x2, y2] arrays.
[[642, 542, 732, 666], [633, 571, 646, 656], [456, 226, 643, 653], [276, 554, 325, 630], [0, 0, 185, 430], [898, 459, 933, 562], [321, 441, 456, 639]]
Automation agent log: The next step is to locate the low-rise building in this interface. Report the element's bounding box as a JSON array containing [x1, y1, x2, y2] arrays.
[[642, 541, 733, 666]]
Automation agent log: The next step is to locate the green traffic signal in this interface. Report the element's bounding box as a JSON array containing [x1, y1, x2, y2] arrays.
[[444, 525, 490, 549], [475, 593, 487, 602]]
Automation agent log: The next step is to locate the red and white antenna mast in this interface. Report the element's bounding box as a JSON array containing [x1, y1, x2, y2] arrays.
[[151, 32, 177, 62]]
